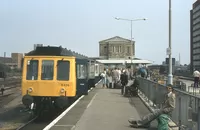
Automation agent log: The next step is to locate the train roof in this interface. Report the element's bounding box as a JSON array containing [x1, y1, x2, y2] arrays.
[[25, 46, 88, 59]]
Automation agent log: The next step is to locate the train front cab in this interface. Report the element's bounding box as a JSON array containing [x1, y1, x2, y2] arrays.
[[21, 56, 77, 110], [75, 58, 89, 95]]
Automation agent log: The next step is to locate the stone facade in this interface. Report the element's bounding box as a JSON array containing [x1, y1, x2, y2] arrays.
[[99, 36, 135, 60], [11, 53, 23, 69]]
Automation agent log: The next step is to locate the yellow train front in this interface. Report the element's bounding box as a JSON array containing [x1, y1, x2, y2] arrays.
[[21, 46, 89, 115]]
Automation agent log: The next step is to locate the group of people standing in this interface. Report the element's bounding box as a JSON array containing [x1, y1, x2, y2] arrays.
[[100, 67, 131, 90], [100, 67, 149, 90]]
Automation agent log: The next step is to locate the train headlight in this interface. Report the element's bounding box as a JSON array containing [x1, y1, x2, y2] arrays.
[[28, 88, 33, 93], [60, 88, 65, 93]]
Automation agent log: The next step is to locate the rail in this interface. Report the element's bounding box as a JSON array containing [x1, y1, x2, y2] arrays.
[[138, 77, 200, 130], [0, 78, 21, 95]]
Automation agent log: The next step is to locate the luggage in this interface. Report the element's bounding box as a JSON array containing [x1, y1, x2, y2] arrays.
[[157, 114, 169, 130], [109, 83, 112, 88], [114, 81, 121, 89]]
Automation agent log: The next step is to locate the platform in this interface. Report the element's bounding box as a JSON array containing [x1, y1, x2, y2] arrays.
[[48, 87, 157, 130], [74, 88, 157, 130]]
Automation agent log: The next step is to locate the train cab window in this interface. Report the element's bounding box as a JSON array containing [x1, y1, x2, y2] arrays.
[[77, 64, 87, 79], [26, 60, 38, 80], [57, 60, 70, 80], [41, 60, 54, 80]]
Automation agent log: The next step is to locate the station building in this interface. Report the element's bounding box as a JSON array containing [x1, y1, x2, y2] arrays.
[[91, 36, 153, 68]]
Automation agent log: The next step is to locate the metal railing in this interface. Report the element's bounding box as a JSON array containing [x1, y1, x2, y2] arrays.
[[137, 77, 200, 130]]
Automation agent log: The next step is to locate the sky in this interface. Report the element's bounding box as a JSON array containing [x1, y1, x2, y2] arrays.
[[0, 0, 197, 64]]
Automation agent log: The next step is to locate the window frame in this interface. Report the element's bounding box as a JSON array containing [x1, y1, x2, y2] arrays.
[[41, 60, 54, 80], [57, 60, 70, 81], [77, 64, 87, 79], [26, 60, 39, 80]]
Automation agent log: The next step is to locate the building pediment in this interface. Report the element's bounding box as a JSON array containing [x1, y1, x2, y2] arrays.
[[99, 36, 132, 43]]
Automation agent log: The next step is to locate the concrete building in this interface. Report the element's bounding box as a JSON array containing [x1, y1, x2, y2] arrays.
[[190, 0, 200, 71], [99, 36, 135, 60], [0, 53, 23, 69], [11, 53, 23, 69]]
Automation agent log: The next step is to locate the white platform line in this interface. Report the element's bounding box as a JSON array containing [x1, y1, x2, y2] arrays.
[[43, 82, 96, 130], [54, 125, 74, 127], [95, 79, 102, 86], [87, 93, 97, 108], [71, 125, 75, 130]]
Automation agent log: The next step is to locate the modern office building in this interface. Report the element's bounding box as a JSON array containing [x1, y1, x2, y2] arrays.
[[191, 0, 200, 71]]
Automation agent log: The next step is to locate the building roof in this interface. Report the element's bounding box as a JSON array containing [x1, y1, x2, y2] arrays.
[[99, 36, 134, 43], [96, 59, 153, 64]]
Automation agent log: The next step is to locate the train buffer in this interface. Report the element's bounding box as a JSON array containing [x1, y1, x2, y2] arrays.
[[45, 88, 158, 130]]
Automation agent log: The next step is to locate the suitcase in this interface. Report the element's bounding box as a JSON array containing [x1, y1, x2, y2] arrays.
[[109, 83, 112, 89], [114, 81, 121, 89]]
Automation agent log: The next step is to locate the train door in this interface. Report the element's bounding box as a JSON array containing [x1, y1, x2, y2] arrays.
[[76, 59, 88, 95]]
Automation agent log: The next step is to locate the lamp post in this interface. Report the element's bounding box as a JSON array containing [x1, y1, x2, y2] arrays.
[[167, 0, 173, 85], [115, 17, 146, 69]]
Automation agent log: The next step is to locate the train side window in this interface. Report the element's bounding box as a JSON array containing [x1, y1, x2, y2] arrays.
[[95, 65, 98, 74], [57, 60, 70, 80], [89, 64, 95, 77], [26, 60, 38, 80], [41, 60, 54, 80], [77, 64, 87, 79]]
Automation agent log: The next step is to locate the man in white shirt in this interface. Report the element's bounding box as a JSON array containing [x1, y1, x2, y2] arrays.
[[193, 69, 200, 88], [117, 68, 121, 80]]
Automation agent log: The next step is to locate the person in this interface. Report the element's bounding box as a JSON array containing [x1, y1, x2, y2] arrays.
[[101, 69, 107, 88], [193, 69, 200, 88], [127, 77, 139, 96], [120, 69, 128, 95], [128, 84, 176, 128], [112, 67, 120, 88]]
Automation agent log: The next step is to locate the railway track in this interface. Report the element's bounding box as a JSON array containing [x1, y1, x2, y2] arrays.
[[161, 74, 193, 81], [176, 76, 193, 81], [16, 114, 58, 130], [0, 91, 21, 107], [15, 94, 84, 130], [16, 106, 70, 130], [0, 78, 21, 95], [0, 79, 21, 109]]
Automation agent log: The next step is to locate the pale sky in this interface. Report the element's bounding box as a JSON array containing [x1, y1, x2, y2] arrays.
[[0, 0, 197, 64]]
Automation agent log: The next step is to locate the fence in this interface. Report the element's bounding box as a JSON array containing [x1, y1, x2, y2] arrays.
[[138, 77, 200, 130]]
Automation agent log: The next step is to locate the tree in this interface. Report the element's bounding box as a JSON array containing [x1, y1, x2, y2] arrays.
[[159, 65, 166, 74], [0, 63, 11, 72]]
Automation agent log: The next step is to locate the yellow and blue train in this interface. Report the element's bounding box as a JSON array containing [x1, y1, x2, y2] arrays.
[[21, 46, 104, 115]]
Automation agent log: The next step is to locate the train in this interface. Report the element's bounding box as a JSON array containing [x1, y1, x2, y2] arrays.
[[21, 46, 104, 115]]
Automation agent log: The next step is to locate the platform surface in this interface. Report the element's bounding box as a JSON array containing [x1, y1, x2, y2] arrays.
[[50, 87, 157, 130]]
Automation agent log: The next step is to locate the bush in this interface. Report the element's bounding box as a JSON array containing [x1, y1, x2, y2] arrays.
[[0, 63, 11, 72]]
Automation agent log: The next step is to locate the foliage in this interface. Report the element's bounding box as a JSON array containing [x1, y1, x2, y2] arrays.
[[159, 65, 166, 74], [0, 63, 11, 72]]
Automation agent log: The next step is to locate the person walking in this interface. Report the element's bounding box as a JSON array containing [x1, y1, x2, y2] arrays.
[[120, 69, 128, 95], [112, 67, 119, 88], [101, 69, 107, 88]]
